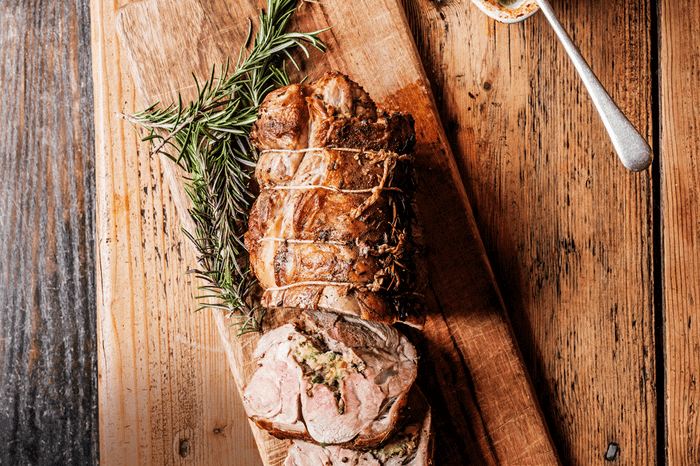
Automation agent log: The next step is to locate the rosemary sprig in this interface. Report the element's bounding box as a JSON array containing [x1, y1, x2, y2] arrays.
[[122, 0, 326, 334]]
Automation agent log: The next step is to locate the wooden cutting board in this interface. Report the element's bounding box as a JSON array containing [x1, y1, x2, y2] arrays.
[[106, 0, 561, 464]]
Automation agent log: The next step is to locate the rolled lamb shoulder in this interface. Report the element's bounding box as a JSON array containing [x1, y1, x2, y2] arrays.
[[246, 71, 422, 325], [243, 72, 430, 463]]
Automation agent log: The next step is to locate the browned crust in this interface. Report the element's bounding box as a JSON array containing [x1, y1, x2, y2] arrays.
[[252, 418, 311, 442], [425, 427, 435, 466], [249, 71, 416, 155]]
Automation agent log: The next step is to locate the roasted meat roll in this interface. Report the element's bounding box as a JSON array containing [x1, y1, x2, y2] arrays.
[[284, 387, 433, 466], [246, 72, 421, 324], [243, 310, 418, 447]]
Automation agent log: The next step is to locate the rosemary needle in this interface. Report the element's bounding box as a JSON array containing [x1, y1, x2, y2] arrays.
[[123, 0, 326, 335]]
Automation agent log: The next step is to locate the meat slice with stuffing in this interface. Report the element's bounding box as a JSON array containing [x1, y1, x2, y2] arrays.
[[243, 310, 418, 447], [284, 386, 434, 466]]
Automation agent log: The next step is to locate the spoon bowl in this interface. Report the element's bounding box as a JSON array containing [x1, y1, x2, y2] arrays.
[[471, 0, 538, 24]]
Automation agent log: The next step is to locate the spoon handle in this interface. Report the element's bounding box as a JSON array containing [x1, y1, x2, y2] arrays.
[[536, 0, 653, 171]]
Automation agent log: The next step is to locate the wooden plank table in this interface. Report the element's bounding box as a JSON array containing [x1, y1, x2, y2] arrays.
[[0, 1, 99, 465], [2, 0, 700, 465], [405, 1, 658, 464], [102, 0, 560, 464]]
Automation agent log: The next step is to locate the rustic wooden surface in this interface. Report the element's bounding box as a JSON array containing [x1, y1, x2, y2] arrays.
[[109, 0, 560, 464], [659, 0, 700, 463], [90, 0, 262, 465], [5, 0, 700, 464], [402, 0, 658, 464], [0, 1, 99, 465]]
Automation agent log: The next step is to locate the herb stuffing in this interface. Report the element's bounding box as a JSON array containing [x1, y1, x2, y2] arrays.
[[120, 0, 326, 334], [292, 336, 366, 414], [369, 428, 420, 462]]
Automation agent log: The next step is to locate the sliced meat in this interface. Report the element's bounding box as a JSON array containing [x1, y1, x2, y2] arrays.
[[243, 325, 307, 437], [284, 387, 434, 466], [242, 310, 418, 447], [285, 444, 381, 466], [303, 372, 385, 444]]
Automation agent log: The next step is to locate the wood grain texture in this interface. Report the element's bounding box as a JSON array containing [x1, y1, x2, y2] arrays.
[[0, 1, 99, 465], [7, 0, 700, 464], [402, 0, 656, 464], [90, 0, 262, 465], [659, 0, 700, 463], [111, 0, 560, 465]]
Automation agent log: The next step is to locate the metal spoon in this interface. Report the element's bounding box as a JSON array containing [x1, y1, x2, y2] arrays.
[[474, 0, 653, 171]]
